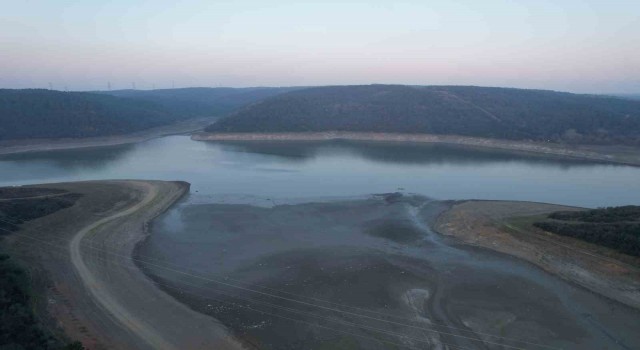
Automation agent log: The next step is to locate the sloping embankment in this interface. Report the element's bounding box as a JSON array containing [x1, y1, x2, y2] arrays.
[[3, 180, 243, 350], [435, 200, 640, 310]]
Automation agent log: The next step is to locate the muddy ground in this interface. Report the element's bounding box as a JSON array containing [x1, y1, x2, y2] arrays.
[[138, 194, 640, 349]]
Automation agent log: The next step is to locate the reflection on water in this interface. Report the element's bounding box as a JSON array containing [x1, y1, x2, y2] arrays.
[[215, 140, 603, 168], [1, 144, 136, 178], [1, 135, 640, 207]]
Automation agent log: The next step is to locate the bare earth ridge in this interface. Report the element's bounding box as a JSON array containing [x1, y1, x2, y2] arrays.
[[192, 131, 640, 166], [435, 200, 640, 310], [3, 180, 243, 350]]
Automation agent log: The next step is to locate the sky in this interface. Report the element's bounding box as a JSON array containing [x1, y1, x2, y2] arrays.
[[1, 0, 638, 93]]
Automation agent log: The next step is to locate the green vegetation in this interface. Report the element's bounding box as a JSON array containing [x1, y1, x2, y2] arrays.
[[0, 188, 84, 349], [0, 254, 84, 349], [534, 206, 640, 257], [0, 89, 178, 140], [0, 192, 81, 233], [547, 205, 640, 223], [0, 87, 296, 141], [207, 85, 640, 145], [99, 87, 299, 118]]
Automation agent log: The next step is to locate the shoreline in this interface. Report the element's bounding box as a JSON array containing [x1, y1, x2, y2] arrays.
[[0, 117, 216, 156], [193, 131, 640, 166], [434, 200, 640, 310], [2, 180, 242, 350]]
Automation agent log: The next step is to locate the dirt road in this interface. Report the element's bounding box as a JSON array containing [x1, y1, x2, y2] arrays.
[[5, 180, 244, 350]]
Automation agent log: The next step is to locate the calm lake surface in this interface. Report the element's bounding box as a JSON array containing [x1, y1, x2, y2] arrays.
[[0, 135, 639, 207]]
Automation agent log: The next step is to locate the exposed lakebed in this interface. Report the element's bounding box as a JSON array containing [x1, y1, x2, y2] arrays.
[[139, 194, 640, 349]]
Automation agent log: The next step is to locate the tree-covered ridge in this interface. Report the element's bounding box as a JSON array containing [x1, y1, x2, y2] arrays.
[[98, 87, 300, 118], [0, 87, 298, 141], [0, 89, 180, 140], [206, 85, 640, 145], [534, 206, 640, 257]]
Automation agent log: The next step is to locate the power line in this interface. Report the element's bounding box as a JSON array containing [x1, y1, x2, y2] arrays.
[[8, 234, 471, 350], [0, 214, 560, 350], [0, 221, 549, 350]]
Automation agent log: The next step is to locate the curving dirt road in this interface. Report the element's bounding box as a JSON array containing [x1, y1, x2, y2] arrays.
[[7, 180, 244, 350]]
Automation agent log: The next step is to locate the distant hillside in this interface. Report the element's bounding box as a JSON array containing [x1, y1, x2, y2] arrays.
[[99, 87, 300, 118], [206, 85, 640, 145], [0, 87, 298, 141], [0, 89, 179, 140]]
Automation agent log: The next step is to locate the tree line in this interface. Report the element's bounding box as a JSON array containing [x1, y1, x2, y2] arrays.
[[534, 206, 640, 257]]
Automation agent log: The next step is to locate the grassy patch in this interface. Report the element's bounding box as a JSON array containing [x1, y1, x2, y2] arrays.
[[0, 254, 84, 350], [534, 206, 640, 257]]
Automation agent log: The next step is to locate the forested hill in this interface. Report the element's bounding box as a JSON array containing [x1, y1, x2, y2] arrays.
[[0, 89, 182, 140], [0, 87, 299, 141], [99, 87, 300, 118], [206, 85, 640, 145]]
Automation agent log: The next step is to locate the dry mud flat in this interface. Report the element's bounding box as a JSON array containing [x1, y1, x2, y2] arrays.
[[139, 194, 640, 350], [3, 180, 242, 350]]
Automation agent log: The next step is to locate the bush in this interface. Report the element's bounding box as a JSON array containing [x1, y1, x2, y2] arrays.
[[0, 254, 69, 349]]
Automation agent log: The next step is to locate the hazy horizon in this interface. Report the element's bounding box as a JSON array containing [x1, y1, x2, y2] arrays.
[[5, 84, 640, 97], [2, 0, 639, 94]]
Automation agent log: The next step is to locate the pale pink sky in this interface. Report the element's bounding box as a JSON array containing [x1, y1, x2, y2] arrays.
[[1, 0, 638, 93]]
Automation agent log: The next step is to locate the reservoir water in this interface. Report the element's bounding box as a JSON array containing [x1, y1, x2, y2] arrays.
[[2, 135, 640, 349], [1, 135, 639, 207]]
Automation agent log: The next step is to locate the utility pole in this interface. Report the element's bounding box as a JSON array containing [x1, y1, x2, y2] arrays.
[[48, 82, 53, 90], [108, 81, 111, 91], [132, 82, 136, 90], [172, 80, 175, 89]]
